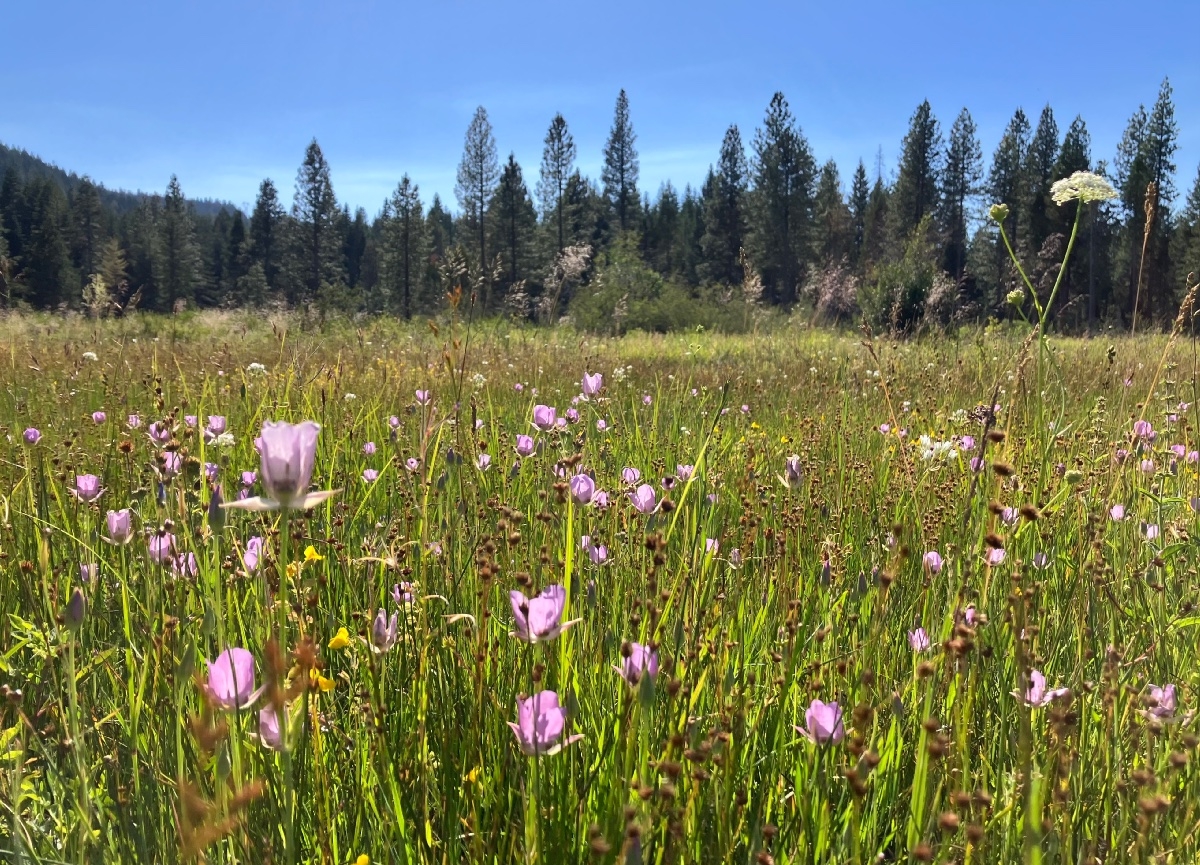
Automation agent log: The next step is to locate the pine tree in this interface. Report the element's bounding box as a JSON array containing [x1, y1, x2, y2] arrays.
[[227, 211, 247, 286], [455, 106, 500, 296], [601, 90, 640, 232], [861, 175, 890, 273], [22, 179, 74, 308], [677, 185, 705, 286], [290, 139, 343, 304], [97, 236, 128, 307], [249, 178, 285, 294], [892, 100, 943, 239], [643, 183, 681, 275], [699, 124, 748, 286], [488, 154, 538, 299], [344, 207, 368, 288], [1050, 116, 1094, 323], [381, 175, 426, 319], [536, 113, 576, 253], [849, 160, 870, 267], [70, 177, 104, 283], [986, 109, 1032, 305], [1022, 105, 1060, 265], [1136, 78, 1180, 322], [940, 108, 982, 280], [425, 194, 455, 298], [812, 160, 852, 264], [749, 92, 817, 305], [1174, 165, 1200, 292], [157, 175, 199, 312]]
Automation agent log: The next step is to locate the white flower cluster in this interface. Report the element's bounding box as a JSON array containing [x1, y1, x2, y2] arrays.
[[246, 362, 267, 375], [1051, 171, 1118, 206], [612, 365, 631, 383], [917, 434, 960, 462], [82, 351, 99, 362], [472, 372, 487, 389], [210, 432, 235, 448]]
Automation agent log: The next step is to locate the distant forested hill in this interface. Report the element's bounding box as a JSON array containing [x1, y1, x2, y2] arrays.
[[0, 142, 234, 217]]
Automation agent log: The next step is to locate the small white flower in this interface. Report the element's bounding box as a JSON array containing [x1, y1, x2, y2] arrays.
[[247, 362, 267, 375], [472, 373, 487, 389], [211, 432, 235, 448], [344, 393, 357, 401], [82, 351, 98, 361]]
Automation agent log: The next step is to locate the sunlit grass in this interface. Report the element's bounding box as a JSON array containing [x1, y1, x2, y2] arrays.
[[3, 309, 1200, 864]]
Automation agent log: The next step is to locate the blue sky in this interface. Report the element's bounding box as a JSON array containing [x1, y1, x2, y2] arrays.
[[4, 0, 1198, 216]]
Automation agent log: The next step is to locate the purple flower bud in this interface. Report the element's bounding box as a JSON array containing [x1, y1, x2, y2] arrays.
[[1146, 684, 1177, 719], [184, 415, 198, 428], [73, 474, 104, 503], [23, 428, 41, 445], [1015, 669, 1069, 707], [616, 642, 658, 686], [241, 470, 257, 487], [362, 468, 379, 483], [392, 582, 415, 605], [406, 457, 420, 472], [508, 690, 582, 756], [371, 608, 399, 653], [258, 706, 284, 750], [566, 408, 580, 424], [1133, 419, 1154, 439], [243, 536, 264, 573], [1110, 504, 1126, 521], [80, 562, 97, 583], [161, 451, 182, 477], [206, 416, 227, 436], [510, 585, 579, 643], [582, 371, 603, 396], [593, 490, 609, 508], [622, 467, 641, 485], [642, 395, 652, 406], [728, 548, 743, 568], [415, 389, 431, 405], [148, 421, 172, 446], [106, 509, 133, 545], [206, 648, 261, 710], [205, 462, 219, 482], [705, 538, 719, 555], [596, 419, 608, 432], [127, 414, 141, 429], [148, 533, 176, 564], [476, 453, 491, 471], [532, 404, 557, 431], [629, 484, 657, 514], [908, 627, 932, 653], [363, 441, 377, 456], [923, 551, 943, 574], [388, 415, 400, 430], [569, 473, 595, 505], [515, 435, 535, 457], [64, 587, 86, 631], [676, 464, 694, 482], [92, 411, 107, 424], [173, 551, 199, 577], [985, 548, 1006, 565], [798, 699, 844, 745]]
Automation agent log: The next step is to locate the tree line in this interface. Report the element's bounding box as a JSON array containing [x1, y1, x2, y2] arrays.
[[2, 81, 1199, 331]]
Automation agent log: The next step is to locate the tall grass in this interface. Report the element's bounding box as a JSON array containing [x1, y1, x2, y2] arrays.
[[2, 308, 1200, 864]]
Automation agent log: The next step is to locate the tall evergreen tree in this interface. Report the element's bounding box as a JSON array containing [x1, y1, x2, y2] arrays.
[[1174, 165, 1200, 292], [424, 193, 455, 298], [849, 160, 870, 266], [677, 184, 705, 286], [455, 106, 500, 294], [812, 160, 852, 264], [488, 154, 538, 298], [22, 179, 74, 308], [157, 175, 199, 311], [643, 183, 681, 275], [699, 124, 748, 285], [892, 100, 943, 239], [861, 175, 890, 272], [1022, 105, 1060, 264], [381, 176, 427, 319], [249, 178, 285, 294], [536, 113, 576, 253], [70, 177, 104, 282], [290, 140, 343, 304], [939, 108, 982, 280], [344, 206, 369, 288], [986, 108, 1032, 304], [749, 92, 817, 305], [601, 89, 640, 232]]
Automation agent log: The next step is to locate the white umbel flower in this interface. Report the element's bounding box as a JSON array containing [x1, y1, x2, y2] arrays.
[[1051, 171, 1117, 206]]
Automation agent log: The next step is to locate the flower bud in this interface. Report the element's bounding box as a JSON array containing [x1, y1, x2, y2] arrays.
[[65, 587, 86, 631], [1006, 289, 1025, 307], [989, 203, 1010, 223]]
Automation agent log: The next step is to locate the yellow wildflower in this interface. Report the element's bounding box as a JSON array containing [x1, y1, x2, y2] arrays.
[[309, 668, 336, 692], [355, 855, 370, 865], [327, 626, 351, 650], [304, 545, 324, 563], [286, 562, 299, 579]]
